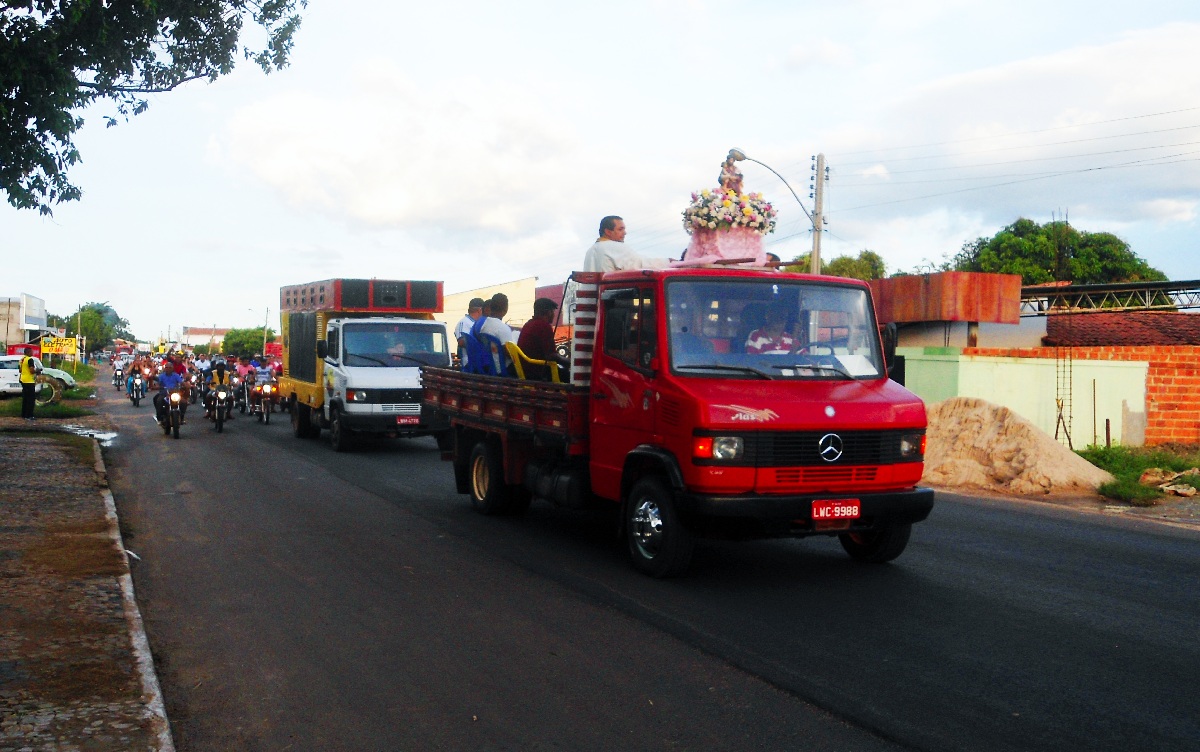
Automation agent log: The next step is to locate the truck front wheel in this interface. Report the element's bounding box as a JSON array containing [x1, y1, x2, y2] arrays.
[[839, 524, 912, 563], [625, 477, 694, 578], [329, 408, 354, 452], [469, 441, 512, 515]]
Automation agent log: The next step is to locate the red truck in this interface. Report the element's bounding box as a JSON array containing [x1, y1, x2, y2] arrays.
[[422, 267, 933, 577]]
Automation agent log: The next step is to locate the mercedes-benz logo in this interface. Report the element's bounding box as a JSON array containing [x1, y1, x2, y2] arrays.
[[818, 433, 843, 462]]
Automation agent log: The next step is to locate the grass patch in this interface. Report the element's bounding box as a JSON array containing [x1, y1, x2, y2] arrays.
[[1078, 444, 1200, 506], [62, 385, 95, 400], [0, 398, 93, 418]]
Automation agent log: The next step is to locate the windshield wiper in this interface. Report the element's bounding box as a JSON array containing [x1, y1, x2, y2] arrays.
[[770, 361, 854, 379], [347, 353, 389, 367], [676, 364, 774, 380]]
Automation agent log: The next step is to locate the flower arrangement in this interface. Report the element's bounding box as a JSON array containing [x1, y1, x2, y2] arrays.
[[682, 188, 778, 236]]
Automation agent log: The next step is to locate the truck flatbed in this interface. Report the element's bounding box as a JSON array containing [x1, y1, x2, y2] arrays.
[[421, 367, 590, 453]]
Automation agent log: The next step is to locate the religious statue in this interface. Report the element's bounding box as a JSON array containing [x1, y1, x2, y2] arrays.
[[718, 156, 744, 195]]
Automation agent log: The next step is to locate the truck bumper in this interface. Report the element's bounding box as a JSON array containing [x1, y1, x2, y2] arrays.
[[676, 486, 934, 536], [339, 405, 450, 435]]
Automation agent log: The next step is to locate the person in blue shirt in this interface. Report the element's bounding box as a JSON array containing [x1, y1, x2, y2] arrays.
[[155, 358, 185, 424]]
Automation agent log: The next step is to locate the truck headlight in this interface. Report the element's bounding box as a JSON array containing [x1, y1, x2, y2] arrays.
[[693, 436, 744, 461], [899, 432, 926, 458], [347, 390, 367, 402]]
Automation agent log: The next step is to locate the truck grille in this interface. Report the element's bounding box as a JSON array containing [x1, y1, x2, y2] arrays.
[[696, 429, 919, 467]]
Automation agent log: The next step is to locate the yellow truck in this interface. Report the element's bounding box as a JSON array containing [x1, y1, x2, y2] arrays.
[[279, 278, 453, 452]]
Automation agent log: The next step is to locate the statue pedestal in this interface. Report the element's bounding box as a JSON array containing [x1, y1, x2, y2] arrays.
[[684, 225, 766, 265]]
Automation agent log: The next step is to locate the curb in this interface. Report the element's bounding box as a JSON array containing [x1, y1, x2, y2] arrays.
[[93, 439, 176, 752]]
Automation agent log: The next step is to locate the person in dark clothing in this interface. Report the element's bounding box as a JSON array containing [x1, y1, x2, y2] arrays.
[[19, 347, 41, 420], [516, 297, 568, 381]]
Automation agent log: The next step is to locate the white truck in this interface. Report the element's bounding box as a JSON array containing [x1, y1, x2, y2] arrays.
[[278, 279, 453, 452]]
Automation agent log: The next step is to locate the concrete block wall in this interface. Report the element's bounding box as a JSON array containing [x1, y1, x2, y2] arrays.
[[966, 345, 1200, 446]]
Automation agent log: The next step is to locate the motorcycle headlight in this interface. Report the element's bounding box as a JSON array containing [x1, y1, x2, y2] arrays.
[[262, 384, 272, 393], [217, 390, 228, 399], [170, 392, 181, 403]]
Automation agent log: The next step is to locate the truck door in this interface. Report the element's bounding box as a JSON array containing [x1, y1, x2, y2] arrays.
[[589, 286, 659, 501]]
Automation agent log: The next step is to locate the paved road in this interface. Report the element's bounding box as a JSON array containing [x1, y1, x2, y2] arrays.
[[100, 381, 1200, 751]]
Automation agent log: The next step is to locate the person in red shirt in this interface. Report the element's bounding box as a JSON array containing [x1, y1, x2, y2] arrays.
[[745, 302, 800, 354], [516, 297, 568, 380]]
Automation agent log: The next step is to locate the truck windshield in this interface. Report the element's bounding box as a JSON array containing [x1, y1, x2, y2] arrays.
[[665, 278, 883, 380], [342, 323, 450, 367]]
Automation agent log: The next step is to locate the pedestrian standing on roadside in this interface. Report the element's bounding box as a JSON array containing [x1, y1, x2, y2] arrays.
[[19, 347, 42, 421]]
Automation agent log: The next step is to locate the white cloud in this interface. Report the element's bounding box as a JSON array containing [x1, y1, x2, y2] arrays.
[[781, 39, 855, 71]]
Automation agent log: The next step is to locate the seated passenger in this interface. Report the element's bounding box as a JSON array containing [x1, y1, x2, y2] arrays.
[[745, 302, 799, 354], [517, 297, 568, 380]]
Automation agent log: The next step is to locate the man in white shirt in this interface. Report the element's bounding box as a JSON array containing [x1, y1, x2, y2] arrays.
[[476, 293, 515, 374], [582, 216, 674, 273], [453, 297, 485, 366]]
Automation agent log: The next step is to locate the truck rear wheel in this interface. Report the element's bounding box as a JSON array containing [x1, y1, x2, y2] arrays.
[[625, 477, 694, 578], [469, 441, 514, 515], [839, 524, 912, 563], [292, 401, 320, 439]]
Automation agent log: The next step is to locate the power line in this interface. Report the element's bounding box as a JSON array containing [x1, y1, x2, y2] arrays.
[[828, 106, 1200, 159]]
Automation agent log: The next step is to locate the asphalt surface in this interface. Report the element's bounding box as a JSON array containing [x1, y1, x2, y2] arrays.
[[95, 381, 1200, 751]]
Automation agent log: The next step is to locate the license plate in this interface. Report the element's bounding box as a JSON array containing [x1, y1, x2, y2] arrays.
[[812, 499, 861, 521], [395, 416, 420, 425]]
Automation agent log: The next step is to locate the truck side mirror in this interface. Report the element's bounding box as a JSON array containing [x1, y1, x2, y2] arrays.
[[317, 340, 328, 359]]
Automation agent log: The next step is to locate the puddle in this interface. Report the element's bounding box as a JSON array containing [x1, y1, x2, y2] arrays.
[[59, 424, 119, 447]]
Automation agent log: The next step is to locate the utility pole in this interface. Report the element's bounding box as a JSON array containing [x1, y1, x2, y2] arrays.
[[810, 153, 826, 275]]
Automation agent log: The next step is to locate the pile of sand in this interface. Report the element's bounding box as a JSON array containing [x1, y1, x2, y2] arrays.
[[922, 397, 1114, 495]]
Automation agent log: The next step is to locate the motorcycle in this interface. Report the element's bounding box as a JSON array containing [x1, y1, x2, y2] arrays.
[[188, 373, 201, 404], [129, 374, 145, 407], [207, 384, 234, 433], [158, 388, 184, 439], [250, 380, 275, 424], [232, 375, 248, 414], [112, 366, 125, 390]]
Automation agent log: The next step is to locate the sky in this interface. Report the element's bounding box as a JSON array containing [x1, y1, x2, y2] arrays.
[[4, 0, 1200, 342]]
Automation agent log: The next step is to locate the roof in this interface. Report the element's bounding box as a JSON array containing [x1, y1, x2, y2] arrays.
[[1043, 311, 1200, 346]]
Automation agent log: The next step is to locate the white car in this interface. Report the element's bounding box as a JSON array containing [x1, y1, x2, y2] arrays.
[[0, 355, 77, 395]]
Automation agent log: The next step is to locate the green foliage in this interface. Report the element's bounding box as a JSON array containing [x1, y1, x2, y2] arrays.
[[1, 1, 307, 215], [1078, 444, 1200, 506], [946, 218, 1167, 284], [783, 249, 887, 280], [221, 327, 276, 360], [192, 343, 212, 356]]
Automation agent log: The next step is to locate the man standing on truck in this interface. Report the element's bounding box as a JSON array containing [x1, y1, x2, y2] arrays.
[[583, 216, 674, 273], [475, 293, 515, 374]]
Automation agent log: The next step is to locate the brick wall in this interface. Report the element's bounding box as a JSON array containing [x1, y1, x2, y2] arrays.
[[965, 346, 1200, 446]]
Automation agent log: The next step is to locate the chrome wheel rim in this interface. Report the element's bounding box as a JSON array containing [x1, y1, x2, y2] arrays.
[[630, 498, 664, 559], [470, 454, 489, 501]]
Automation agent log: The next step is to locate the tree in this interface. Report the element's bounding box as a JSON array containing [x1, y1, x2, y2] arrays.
[[47, 301, 133, 351], [946, 218, 1167, 284], [782, 250, 888, 280], [221, 326, 275, 360], [2, 1, 306, 215]]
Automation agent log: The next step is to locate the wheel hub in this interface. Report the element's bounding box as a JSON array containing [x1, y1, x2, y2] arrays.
[[630, 499, 664, 557]]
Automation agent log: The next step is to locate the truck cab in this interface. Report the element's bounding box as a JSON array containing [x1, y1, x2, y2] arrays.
[[318, 317, 452, 447]]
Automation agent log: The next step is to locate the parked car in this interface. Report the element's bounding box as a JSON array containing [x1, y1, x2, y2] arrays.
[[0, 355, 77, 392]]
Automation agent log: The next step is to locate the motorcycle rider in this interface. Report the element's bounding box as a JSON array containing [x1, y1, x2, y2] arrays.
[[154, 358, 185, 425], [252, 354, 275, 412], [205, 359, 235, 421]]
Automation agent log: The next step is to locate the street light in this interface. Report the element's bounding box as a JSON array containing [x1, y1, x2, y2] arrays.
[[727, 147, 822, 274]]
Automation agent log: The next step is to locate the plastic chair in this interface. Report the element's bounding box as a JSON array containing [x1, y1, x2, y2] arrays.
[[505, 342, 561, 383], [461, 331, 497, 375]]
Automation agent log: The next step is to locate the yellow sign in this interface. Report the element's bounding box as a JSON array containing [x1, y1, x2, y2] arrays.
[[41, 336, 77, 355]]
